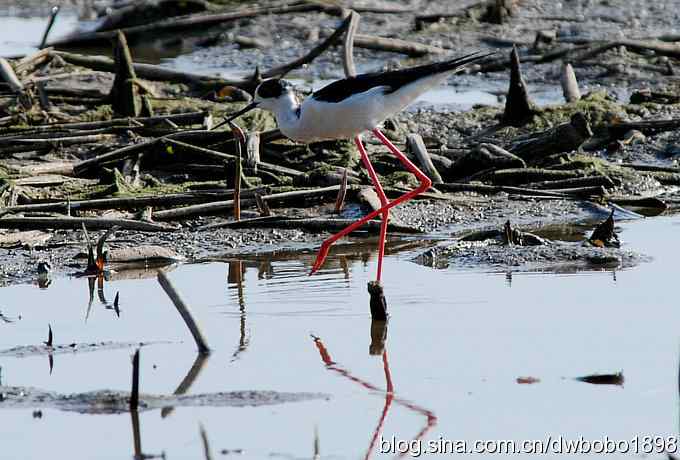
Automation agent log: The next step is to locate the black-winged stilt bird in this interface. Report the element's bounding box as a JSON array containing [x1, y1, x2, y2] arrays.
[[225, 52, 491, 282]]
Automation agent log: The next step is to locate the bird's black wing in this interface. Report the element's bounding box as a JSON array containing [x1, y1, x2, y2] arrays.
[[311, 51, 493, 103]]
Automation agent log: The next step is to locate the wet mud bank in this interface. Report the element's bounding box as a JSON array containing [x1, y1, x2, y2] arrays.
[[0, 1, 679, 288]]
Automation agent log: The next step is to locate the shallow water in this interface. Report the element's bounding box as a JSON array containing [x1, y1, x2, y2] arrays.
[[1, 6, 679, 459], [0, 12, 79, 57], [0, 215, 679, 459]]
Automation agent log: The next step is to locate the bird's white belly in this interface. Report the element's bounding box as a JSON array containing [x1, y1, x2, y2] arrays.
[[284, 99, 375, 142]]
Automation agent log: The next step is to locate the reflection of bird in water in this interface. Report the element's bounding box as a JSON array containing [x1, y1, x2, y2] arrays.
[[224, 52, 491, 283]]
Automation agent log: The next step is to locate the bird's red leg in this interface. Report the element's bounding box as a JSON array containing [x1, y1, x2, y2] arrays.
[[371, 128, 432, 202], [310, 131, 432, 275], [310, 136, 390, 278], [355, 136, 389, 281]]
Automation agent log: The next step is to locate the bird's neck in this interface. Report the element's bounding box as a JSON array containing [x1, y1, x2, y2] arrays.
[[271, 93, 301, 130]]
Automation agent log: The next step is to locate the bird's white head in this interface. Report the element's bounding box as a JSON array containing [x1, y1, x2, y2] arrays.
[[222, 78, 299, 127], [253, 78, 298, 111]]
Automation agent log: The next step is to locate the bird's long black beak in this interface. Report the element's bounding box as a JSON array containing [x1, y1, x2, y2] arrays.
[[211, 101, 259, 130]]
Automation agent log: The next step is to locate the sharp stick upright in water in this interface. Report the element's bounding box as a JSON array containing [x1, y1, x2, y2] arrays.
[[502, 46, 536, 126], [130, 348, 140, 410], [199, 423, 213, 460], [157, 271, 211, 354], [39, 6, 60, 49]]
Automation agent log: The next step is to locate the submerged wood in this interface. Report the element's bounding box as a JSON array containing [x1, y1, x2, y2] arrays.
[[0, 216, 176, 232], [130, 349, 140, 410], [367, 281, 388, 321], [157, 272, 211, 354]]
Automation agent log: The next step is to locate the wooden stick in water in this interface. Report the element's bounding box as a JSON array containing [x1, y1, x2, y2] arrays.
[[130, 348, 140, 410], [157, 272, 211, 354]]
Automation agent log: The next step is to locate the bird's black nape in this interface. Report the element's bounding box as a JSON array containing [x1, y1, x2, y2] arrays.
[[256, 78, 292, 99]]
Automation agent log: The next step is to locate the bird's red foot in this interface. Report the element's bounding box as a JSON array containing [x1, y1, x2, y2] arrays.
[[309, 242, 331, 276]]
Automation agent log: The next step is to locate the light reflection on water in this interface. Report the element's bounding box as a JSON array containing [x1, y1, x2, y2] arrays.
[[0, 216, 678, 458]]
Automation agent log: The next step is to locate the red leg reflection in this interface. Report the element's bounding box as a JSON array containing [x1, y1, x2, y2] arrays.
[[311, 336, 436, 460]]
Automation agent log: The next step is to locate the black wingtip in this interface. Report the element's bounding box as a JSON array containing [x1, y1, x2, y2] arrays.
[[447, 50, 498, 70]]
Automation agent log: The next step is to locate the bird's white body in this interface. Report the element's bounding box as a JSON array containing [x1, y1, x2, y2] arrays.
[[264, 72, 448, 143]]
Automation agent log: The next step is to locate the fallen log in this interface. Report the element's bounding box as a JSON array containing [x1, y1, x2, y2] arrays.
[[164, 138, 304, 178], [0, 111, 207, 136], [0, 134, 118, 155], [13, 48, 52, 76], [1, 189, 268, 214], [0, 216, 177, 232], [199, 215, 421, 234], [351, 34, 446, 56], [619, 163, 680, 174], [439, 182, 602, 198], [524, 175, 615, 190], [642, 171, 680, 186], [74, 140, 156, 175], [153, 185, 351, 220], [508, 112, 593, 162], [484, 167, 586, 185], [607, 118, 680, 138], [73, 130, 236, 175]]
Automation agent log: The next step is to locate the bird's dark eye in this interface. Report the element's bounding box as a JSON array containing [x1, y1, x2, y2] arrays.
[[256, 79, 287, 99]]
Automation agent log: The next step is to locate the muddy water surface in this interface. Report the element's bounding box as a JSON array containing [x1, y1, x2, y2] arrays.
[[0, 215, 678, 459]]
